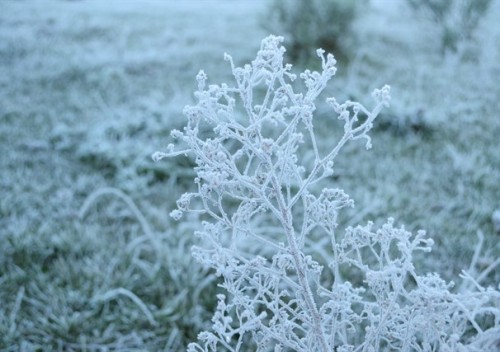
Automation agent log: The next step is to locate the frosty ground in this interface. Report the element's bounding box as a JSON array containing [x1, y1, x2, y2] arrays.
[[1, 0, 499, 350]]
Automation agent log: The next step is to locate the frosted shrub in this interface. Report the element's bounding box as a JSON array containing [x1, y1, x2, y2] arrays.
[[154, 36, 500, 351]]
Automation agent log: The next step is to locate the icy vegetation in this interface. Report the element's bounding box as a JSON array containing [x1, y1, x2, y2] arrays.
[[1, 0, 500, 350], [156, 36, 499, 351]]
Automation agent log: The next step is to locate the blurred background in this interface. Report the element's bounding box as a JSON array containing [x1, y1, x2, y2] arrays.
[[1, 0, 499, 350]]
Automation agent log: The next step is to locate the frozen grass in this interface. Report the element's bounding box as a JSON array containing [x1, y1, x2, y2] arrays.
[[1, 0, 498, 350], [0, 0, 267, 350]]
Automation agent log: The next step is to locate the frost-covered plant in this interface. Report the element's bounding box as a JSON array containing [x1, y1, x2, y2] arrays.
[[262, 0, 363, 64], [407, 0, 493, 54], [154, 36, 500, 351]]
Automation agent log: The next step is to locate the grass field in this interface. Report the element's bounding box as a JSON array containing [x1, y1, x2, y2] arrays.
[[1, 0, 499, 350]]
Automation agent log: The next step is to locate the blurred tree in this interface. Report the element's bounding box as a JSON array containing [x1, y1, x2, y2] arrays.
[[262, 0, 366, 65], [407, 0, 493, 54]]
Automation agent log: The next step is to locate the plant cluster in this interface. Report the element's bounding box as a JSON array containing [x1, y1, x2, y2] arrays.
[[155, 36, 499, 351]]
